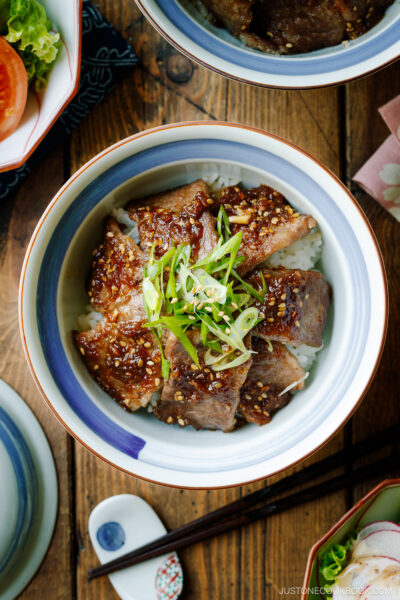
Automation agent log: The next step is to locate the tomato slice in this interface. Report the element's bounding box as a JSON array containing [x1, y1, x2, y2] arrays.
[[0, 36, 28, 142]]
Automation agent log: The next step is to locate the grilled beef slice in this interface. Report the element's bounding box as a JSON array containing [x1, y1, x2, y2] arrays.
[[214, 185, 316, 274], [87, 217, 146, 315], [153, 330, 252, 431], [128, 180, 218, 261], [74, 319, 162, 411], [239, 338, 305, 425], [248, 267, 331, 347], [198, 0, 393, 54]]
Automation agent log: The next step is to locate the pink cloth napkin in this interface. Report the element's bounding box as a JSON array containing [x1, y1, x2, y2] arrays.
[[353, 95, 400, 222]]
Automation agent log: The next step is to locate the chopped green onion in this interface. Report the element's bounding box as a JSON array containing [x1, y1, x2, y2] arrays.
[[205, 348, 252, 371], [194, 232, 243, 269], [154, 331, 170, 379], [278, 372, 309, 396], [143, 277, 159, 313], [199, 313, 247, 353], [231, 270, 266, 303], [217, 205, 230, 242], [232, 307, 259, 338], [141, 214, 267, 376], [147, 247, 175, 280], [143, 316, 200, 367], [210, 254, 245, 275], [212, 350, 252, 371]]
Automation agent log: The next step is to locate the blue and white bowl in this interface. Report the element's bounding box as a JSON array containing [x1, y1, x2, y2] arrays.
[[0, 405, 37, 581], [19, 122, 387, 488], [135, 0, 400, 88], [0, 379, 57, 600]]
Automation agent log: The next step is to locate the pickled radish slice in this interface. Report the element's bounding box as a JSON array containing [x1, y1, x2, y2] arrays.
[[353, 531, 400, 562], [357, 522, 400, 543]]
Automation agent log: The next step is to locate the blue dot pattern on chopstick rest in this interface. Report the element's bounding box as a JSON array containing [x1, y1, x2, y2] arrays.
[[96, 522, 125, 551]]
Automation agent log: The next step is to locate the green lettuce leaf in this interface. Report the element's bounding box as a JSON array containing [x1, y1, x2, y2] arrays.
[[2, 0, 60, 90], [319, 537, 354, 599]]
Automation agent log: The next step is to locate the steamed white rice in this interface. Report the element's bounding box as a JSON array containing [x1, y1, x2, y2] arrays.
[[201, 172, 240, 193], [287, 343, 323, 371], [111, 207, 140, 243], [79, 178, 326, 374], [77, 305, 102, 332], [265, 229, 323, 270]]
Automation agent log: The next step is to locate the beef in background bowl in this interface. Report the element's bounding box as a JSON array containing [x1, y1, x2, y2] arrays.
[[135, 0, 400, 87], [194, 0, 395, 55]]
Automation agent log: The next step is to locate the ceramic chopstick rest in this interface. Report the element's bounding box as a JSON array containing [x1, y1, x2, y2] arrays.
[[88, 494, 183, 600]]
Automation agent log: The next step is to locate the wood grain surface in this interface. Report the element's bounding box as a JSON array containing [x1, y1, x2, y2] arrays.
[[0, 1, 398, 598]]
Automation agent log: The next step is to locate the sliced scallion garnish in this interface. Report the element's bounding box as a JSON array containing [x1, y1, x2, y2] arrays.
[[141, 218, 268, 376]]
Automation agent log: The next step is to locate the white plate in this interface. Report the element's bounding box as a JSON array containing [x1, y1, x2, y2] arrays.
[[0, 0, 82, 172], [0, 380, 58, 600]]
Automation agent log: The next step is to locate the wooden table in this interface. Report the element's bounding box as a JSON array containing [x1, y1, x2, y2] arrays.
[[1, 2, 399, 598]]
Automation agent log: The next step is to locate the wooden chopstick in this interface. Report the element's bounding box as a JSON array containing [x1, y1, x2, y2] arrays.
[[88, 426, 399, 581], [89, 452, 400, 580]]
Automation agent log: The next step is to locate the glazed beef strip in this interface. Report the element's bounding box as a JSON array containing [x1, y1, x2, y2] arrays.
[[214, 184, 316, 274], [198, 0, 393, 54], [87, 217, 146, 316], [74, 319, 162, 412], [200, 0, 253, 36], [239, 338, 305, 425], [249, 0, 346, 54], [128, 179, 218, 261], [248, 267, 331, 347], [153, 330, 252, 431]]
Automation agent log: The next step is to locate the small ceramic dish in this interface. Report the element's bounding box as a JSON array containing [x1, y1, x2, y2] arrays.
[[19, 121, 387, 489], [0, 0, 82, 173], [0, 379, 57, 600], [303, 479, 400, 600], [135, 0, 400, 88]]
